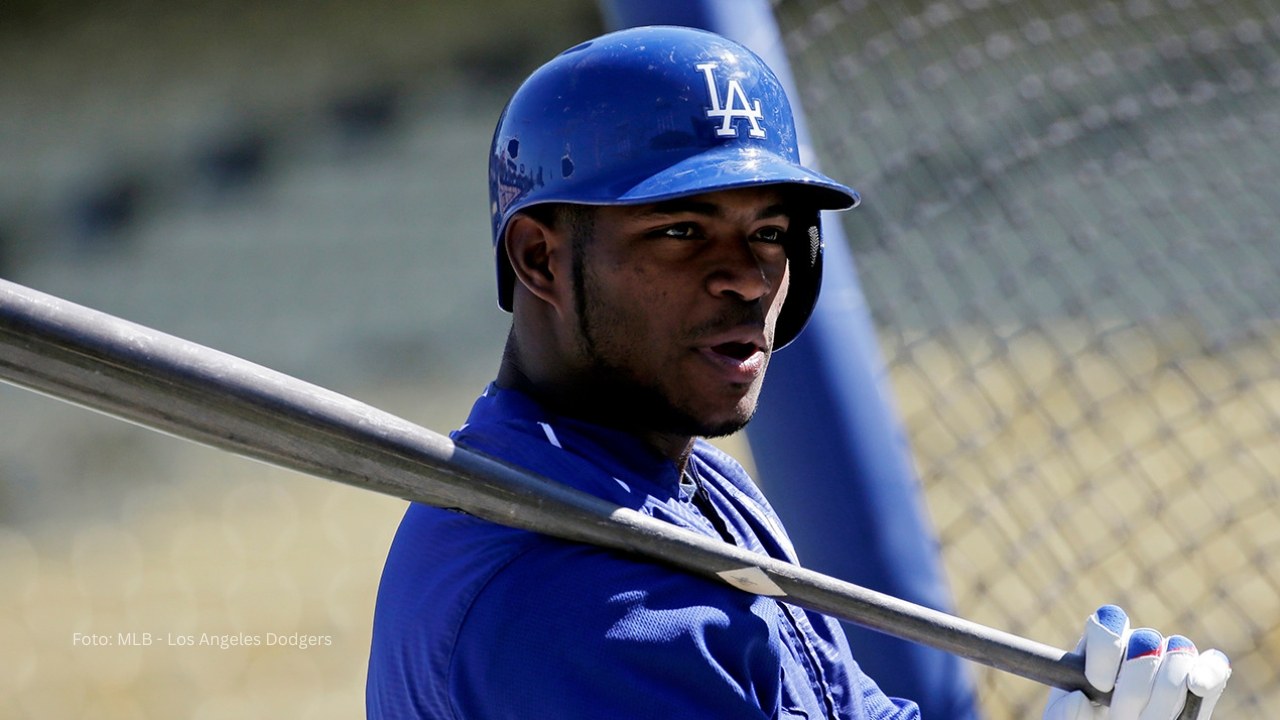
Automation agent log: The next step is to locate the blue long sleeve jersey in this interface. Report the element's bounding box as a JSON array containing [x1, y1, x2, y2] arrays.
[[367, 384, 920, 719]]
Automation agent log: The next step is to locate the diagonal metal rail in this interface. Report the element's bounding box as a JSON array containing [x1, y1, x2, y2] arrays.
[[0, 278, 1203, 717]]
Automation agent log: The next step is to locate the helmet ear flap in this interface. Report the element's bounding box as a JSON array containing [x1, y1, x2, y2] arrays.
[[774, 213, 824, 349], [496, 237, 517, 313]]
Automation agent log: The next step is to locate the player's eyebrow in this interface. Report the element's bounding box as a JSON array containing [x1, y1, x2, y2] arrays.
[[638, 198, 791, 221]]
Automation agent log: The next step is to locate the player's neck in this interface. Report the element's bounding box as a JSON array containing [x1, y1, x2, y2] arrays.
[[497, 349, 695, 466]]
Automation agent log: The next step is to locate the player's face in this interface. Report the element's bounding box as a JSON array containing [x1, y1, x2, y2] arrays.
[[569, 186, 792, 439]]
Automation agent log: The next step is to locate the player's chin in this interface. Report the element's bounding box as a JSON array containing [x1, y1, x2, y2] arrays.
[[688, 391, 761, 438], [698, 414, 753, 439]]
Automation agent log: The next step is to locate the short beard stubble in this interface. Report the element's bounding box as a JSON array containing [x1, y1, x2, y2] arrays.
[[563, 205, 758, 439]]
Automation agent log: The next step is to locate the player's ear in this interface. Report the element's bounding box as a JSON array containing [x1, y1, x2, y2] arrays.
[[505, 211, 569, 312]]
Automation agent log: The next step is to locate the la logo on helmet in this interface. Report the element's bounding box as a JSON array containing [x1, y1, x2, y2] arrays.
[[697, 62, 766, 139]]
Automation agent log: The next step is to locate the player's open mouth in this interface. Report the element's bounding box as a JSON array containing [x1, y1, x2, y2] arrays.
[[696, 324, 768, 381], [698, 335, 767, 381], [711, 341, 760, 361]]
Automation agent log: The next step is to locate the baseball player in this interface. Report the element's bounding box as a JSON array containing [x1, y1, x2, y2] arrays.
[[366, 26, 1229, 719]]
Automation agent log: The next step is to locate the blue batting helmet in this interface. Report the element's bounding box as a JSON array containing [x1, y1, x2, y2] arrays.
[[488, 25, 859, 348]]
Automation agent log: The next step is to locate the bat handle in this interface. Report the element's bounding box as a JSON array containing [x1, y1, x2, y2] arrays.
[[1176, 693, 1202, 720], [1050, 653, 1204, 717]]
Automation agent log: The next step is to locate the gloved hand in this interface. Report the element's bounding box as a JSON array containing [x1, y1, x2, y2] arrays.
[[1043, 605, 1231, 720]]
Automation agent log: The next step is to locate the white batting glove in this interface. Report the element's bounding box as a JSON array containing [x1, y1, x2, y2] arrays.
[[1042, 605, 1231, 720]]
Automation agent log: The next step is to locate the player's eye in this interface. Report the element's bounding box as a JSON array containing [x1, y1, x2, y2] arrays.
[[652, 222, 702, 240], [752, 226, 788, 244]]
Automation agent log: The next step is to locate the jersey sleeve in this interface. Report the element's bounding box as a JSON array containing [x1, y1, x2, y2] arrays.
[[446, 539, 788, 720]]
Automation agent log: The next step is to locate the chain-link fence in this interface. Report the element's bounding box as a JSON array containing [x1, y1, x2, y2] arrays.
[[775, 0, 1280, 714]]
